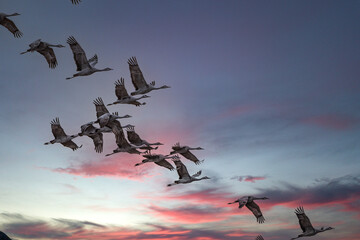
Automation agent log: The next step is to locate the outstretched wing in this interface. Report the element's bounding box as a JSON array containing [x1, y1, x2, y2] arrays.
[[80, 123, 94, 134], [67, 36, 90, 71], [50, 118, 67, 139], [93, 97, 109, 119], [173, 159, 191, 180], [246, 201, 265, 224], [71, 0, 82, 4], [61, 140, 81, 151], [126, 126, 143, 145], [181, 150, 202, 165], [38, 47, 58, 69], [256, 235, 264, 240], [115, 78, 130, 99], [128, 57, 148, 90], [110, 120, 132, 149], [295, 206, 315, 233], [170, 142, 182, 154], [191, 170, 202, 178], [0, 17, 22, 38], [88, 54, 98, 67], [88, 132, 103, 153], [155, 159, 174, 171]]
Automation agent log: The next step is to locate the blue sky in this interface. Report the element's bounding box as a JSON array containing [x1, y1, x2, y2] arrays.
[[0, 1, 359, 240]]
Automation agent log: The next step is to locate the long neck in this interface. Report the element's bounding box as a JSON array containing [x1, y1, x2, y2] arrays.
[[317, 227, 331, 233], [48, 44, 63, 48], [189, 147, 202, 150], [7, 13, 19, 17], [253, 197, 267, 200], [70, 134, 79, 140], [98, 68, 111, 72]]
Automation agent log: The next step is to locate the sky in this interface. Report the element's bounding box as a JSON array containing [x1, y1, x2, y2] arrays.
[[1, 0, 360, 239]]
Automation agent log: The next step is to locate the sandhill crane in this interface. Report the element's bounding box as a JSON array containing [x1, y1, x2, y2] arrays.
[[256, 235, 264, 240], [0, 231, 12, 240], [291, 206, 333, 240], [105, 120, 144, 156], [71, 0, 81, 4], [135, 151, 174, 170], [93, 97, 131, 128], [66, 36, 112, 80], [126, 126, 163, 152], [78, 122, 104, 153], [128, 57, 170, 96], [167, 155, 210, 187], [107, 78, 150, 106], [20, 39, 65, 68], [44, 118, 82, 151], [228, 196, 269, 224], [170, 142, 204, 165], [0, 12, 22, 38]]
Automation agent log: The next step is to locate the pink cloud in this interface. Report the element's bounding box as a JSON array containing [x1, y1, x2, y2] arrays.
[[231, 175, 267, 183], [2, 213, 359, 240], [217, 104, 259, 120], [137, 188, 236, 208], [147, 204, 238, 224], [50, 154, 155, 180], [301, 114, 358, 130]]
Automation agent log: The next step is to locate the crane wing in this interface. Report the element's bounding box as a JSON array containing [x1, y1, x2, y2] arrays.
[[0, 17, 22, 38], [246, 201, 265, 224], [155, 159, 174, 171], [127, 57, 148, 90], [126, 129, 143, 145], [80, 123, 95, 134], [71, 0, 82, 4], [50, 118, 67, 139], [180, 150, 202, 165], [256, 235, 264, 240], [88, 132, 103, 153], [115, 78, 130, 99], [109, 120, 132, 149], [173, 159, 191, 180], [170, 143, 182, 154], [88, 54, 98, 67], [61, 140, 81, 151], [191, 170, 202, 178], [143, 154, 161, 160], [294, 206, 315, 233], [67, 36, 90, 71], [93, 97, 109, 119], [38, 47, 58, 69]]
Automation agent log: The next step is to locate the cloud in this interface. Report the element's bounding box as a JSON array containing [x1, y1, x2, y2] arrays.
[[0, 213, 253, 240], [301, 114, 359, 130], [255, 175, 360, 215], [48, 154, 154, 180], [231, 175, 267, 183], [1, 211, 359, 240], [137, 187, 236, 208], [216, 104, 259, 120], [147, 204, 238, 224]]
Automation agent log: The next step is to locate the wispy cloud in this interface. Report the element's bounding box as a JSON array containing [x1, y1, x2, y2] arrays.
[[137, 187, 236, 207], [231, 175, 267, 183], [301, 114, 359, 130], [48, 154, 154, 180], [0, 213, 254, 240], [255, 175, 360, 216], [147, 204, 237, 224]]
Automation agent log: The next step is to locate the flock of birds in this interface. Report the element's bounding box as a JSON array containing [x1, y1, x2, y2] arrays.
[[0, 1, 335, 240]]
